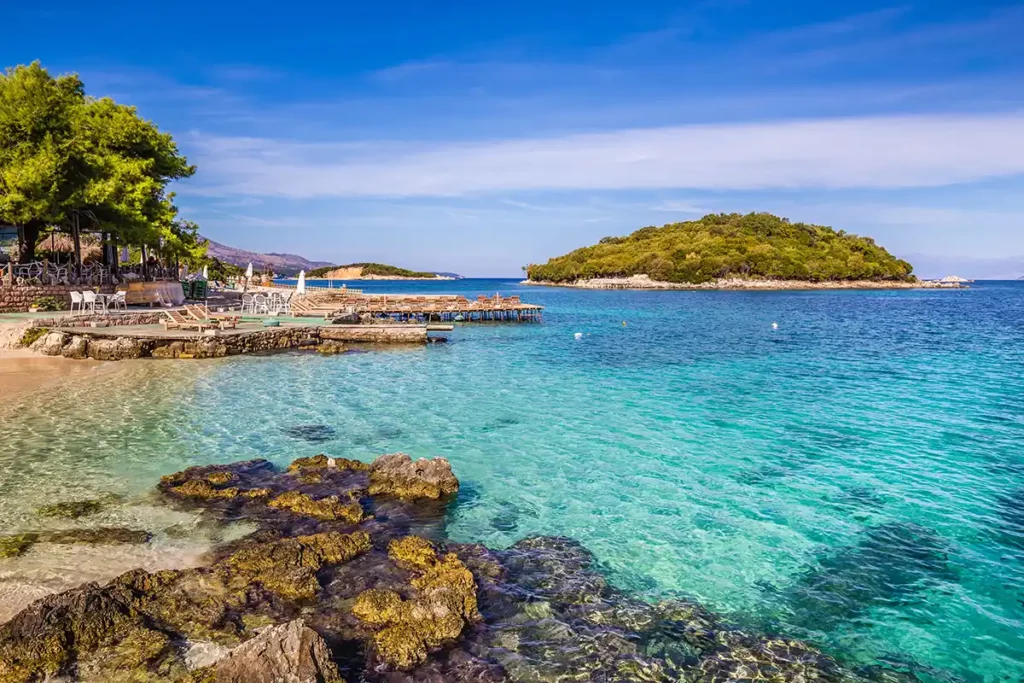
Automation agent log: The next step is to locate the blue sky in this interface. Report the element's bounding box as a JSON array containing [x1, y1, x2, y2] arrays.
[[5, 1, 1024, 277]]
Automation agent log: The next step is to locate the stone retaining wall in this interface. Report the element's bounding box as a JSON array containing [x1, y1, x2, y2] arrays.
[[319, 325, 427, 343], [0, 284, 116, 313], [30, 312, 163, 328], [26, 324, 433, 361]]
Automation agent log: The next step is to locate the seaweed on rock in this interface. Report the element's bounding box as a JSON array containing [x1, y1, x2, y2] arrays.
[[0, 453, 915, 683]]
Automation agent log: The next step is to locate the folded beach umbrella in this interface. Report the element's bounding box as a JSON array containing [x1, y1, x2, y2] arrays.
[[202, 265, 209, 279], [245, 262, 254, 279], [297, 270, 306, 295]]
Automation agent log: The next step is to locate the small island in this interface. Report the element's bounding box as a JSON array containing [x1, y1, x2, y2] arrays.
[[525, 212, 948, 290], [308, 263, 457, 280]]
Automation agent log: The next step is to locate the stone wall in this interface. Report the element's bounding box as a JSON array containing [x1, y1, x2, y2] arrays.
[[0, 285, 116, 313], [30, 311, 163, 328], [319, 325, 427, 344], [25, 324, 435, 362]]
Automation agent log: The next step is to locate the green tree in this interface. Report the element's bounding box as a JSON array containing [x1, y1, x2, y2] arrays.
[[0, 62, 85, 260], [526, 213, 916, 284], [0, 61, 199, 265]]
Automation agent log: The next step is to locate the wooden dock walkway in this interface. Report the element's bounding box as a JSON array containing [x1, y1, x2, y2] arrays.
[[292, 293, 543, 322]]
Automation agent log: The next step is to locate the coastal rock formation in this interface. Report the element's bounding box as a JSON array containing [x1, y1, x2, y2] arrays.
[[0, 452, 915, 683], [60, 334, 88, 358], [36, 498, 106, 519], [197, 619, 343, 683], [368, 453, 459, 500], [30, 331, 68, 356], [353, 536, 479, 669]]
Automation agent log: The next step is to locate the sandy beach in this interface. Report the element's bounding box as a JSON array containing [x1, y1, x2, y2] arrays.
[[0, 348, 111, 402]]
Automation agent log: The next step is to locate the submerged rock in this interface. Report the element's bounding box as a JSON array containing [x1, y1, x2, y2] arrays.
[[269, 491, 364, 523], [353, 536, 479, 670], [316, 340, 347, 355], [41, 527, 152, 546], [283, 425, 338, 444], [198, 619, 343, 683], [36, 498, 105, 519], [0, 454, 899, 683], [0, 533, 39, 559], [368, 453, 459, 500]]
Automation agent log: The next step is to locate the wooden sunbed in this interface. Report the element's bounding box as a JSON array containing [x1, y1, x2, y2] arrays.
[[162, 309, 212, 331], [184, 304, 240, 329]]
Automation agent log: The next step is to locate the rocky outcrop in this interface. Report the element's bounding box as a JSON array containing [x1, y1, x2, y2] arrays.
[[30, 331, 68, 356], [36, 498, 106, 519], [87, 336, 146, 361], [60, 334, 88, 358], [268, 491, 364, 523], [198, 619, 343, 683], [368, 453, 459, 500], [0, 453, 906, 683], [353, 537, 479, 669]]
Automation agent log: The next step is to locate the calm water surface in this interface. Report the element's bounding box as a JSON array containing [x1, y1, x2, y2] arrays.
[[2, 278, 1023, 681]]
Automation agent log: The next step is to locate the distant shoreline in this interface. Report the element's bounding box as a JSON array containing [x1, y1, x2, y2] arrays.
[[522, 275, 959, 290]]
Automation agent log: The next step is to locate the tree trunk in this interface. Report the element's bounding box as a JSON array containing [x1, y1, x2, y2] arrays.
[[72, 214, 82, 275], [19, 221, 43, 263]]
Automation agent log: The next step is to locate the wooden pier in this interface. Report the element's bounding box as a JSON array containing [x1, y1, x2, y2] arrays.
[[292, 293, 543, 323]]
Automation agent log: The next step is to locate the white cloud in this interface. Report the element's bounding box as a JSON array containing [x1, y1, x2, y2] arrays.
[[187, 114, 1024, 198]]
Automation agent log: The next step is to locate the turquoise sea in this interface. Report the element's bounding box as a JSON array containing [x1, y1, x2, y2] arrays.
[[2, 279, 1023, 681]]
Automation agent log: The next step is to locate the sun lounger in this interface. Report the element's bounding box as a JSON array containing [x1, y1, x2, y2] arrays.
[[162, 309, 213, 331], [184, 304, 239, 329]]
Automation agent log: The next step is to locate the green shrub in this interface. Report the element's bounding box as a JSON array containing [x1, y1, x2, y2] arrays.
[[20, 327, 48, 347], [31, 296, 66, 311]]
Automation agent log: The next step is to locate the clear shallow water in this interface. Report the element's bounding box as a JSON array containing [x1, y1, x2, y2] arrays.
[[2, 279, 1024, 681]]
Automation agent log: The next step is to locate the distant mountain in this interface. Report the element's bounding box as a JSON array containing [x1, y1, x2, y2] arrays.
[[204, 238, 332, 277]]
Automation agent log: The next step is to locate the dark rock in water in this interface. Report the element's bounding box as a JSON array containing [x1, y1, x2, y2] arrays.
[[369, 453, 459, 500], [489, 512, 518, 533], [41, 527, 152, 546], [784, 522, 954, 631], [0, 527, 150, 558], [0, 580, 177, 682], [199, 619, 343, 683], [352, 536, 479, 670], [284, 425, 338, 443], [0, 533, 39, 558], [268, 490, 365, 523], [36, 498, 105, 519], [316, 340, 347, 355]]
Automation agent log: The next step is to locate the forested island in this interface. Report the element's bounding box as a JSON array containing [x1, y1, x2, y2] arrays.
[[308, 263, 453, 280], [525, 213, 928, 289]]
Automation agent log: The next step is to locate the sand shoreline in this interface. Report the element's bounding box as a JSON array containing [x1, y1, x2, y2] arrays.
[[0, 347, 116, 402], [522, 275, 956, 290]]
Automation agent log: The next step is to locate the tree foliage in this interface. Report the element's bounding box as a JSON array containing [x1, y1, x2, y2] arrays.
[[526, 213, 915, 284], [0, 62, 201, 262]]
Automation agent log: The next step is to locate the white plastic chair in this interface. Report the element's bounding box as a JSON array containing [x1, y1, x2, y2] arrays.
[[69, 291, 84, 315], [253, 294, 270, 315], [241, 294, 254, 313], [82, 290, 98, 313], [108, 291, 127, 311]]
